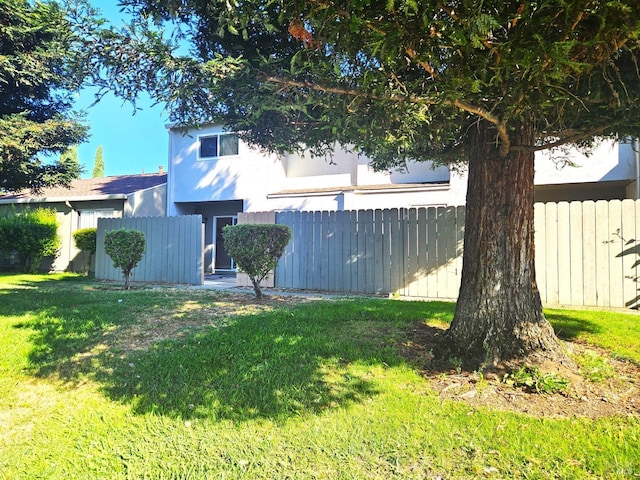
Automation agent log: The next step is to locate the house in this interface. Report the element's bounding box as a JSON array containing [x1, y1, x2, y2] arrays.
[[0, 172, 167, 272], [167, 124, 639, 273]]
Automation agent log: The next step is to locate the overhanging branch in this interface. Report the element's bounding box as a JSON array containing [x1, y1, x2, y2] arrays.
[[261, 74, 507, 130], [512, 126, 617, 152]]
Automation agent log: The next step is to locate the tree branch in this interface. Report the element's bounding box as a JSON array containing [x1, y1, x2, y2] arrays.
[[260, 74, 512, 154], [452, 99, 510, 155], [512, 126, 616, 152]]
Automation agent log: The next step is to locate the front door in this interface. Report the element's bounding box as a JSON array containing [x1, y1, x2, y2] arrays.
[[214, 216, 237, 271]]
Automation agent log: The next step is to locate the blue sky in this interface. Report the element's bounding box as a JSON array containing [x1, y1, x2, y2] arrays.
[[75, 2, 170, 178]]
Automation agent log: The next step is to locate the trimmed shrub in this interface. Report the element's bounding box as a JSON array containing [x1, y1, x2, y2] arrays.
[[222, 223, 291, 299], [0, 208, 60, 273], [73, 227, 97, 274], [73, 228, 97, 254], [104, 228, 145, 290]]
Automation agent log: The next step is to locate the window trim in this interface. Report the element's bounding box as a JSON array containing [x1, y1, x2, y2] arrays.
[[197, 133, 240, 160], [77, 208, 118, 229]]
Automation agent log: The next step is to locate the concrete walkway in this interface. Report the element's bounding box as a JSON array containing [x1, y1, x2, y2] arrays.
[[199, 273, 366, 299], [203, 274, 238, 290]]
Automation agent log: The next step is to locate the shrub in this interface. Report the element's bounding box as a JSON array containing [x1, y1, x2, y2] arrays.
[[104, 228, 145, 290], [73, 228, 97, 254], [73, 227, 97, 274], [0, 208, 60, 273], [222, 223, 291, 299]]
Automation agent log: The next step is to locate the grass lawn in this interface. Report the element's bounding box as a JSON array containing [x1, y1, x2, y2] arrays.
[[0, 273, 639, 479]]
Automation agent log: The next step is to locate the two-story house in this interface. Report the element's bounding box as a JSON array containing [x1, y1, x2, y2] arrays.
[[167, 124, 639, 273]]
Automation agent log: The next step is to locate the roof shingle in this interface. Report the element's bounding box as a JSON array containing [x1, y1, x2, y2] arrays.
[[0, 173, 167, 201]]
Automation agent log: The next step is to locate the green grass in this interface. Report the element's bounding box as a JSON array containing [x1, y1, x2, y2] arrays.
[[1, 273, 639, 479], [546, 307, 640, 363]]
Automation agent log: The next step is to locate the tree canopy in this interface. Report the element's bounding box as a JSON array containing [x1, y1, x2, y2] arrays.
[[0, 0, 88, 193], [88, 0, 640, 366], [89, 1, 640, 166]]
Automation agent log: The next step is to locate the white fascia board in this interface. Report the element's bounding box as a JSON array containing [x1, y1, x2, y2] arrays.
[[352, 184, 450, 195], [267, 189, 346, 199]]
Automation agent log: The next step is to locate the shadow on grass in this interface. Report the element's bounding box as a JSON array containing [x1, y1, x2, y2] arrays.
[[545, 310, 605, 341], [6, 278, 154, 378], [4, 275, 454, 423], [99, 305, 384, 421]]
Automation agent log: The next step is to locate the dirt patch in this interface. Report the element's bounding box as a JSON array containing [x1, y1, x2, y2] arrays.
[[399, 320, 640, 419], [111, 292, 320, 352], [105, 292, 639, 419]]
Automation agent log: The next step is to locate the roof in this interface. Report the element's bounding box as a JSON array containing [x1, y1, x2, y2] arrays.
[[0, 173, 167, 204]]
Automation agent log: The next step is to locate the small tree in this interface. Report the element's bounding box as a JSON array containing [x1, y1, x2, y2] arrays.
[[222, 224, 291, 299], [72, 227, 96, 273], [0, 208, 60, 273], [92, 146, 104, 178], [104, 228, 145, 290]]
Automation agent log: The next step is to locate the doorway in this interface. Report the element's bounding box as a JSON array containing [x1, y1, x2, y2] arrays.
[[214, 216, 237, 272]]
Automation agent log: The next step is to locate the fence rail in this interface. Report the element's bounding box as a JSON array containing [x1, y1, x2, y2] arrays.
[[95, 215, 204, 285], [243, 199, 640, 309]]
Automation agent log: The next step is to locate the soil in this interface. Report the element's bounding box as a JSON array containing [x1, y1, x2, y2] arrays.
[[115, 290, 639, 419], [400, 320, 640, 419]]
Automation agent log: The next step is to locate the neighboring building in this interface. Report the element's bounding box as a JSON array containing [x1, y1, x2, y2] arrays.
[[167, 124, 639, 273], [0, 172, 167, 272], [534, 139, 638, 202]]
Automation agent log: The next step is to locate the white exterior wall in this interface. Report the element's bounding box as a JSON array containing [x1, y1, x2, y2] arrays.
[[168, 125, 637, 214], [534, 139, 635, 185], [167, 125, 460, 213], [167, 125, 286, 215]]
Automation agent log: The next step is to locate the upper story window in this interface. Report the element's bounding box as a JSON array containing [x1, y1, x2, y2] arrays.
[[199, 133, 239, 159]]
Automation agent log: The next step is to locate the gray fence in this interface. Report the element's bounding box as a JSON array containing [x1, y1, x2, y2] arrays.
[[534, 200, 639, 309], [242, 199, 640, 309], [95, 215, 204, 285], [272, 208, 464, 299]]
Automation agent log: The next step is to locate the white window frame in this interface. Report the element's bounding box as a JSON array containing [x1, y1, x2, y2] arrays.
[[77, 209, 117, 229], [197, 133, 240, 160]]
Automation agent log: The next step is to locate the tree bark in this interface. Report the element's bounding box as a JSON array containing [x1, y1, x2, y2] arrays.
[[448, 120, 565, 367], [251, 277, 264, 300]]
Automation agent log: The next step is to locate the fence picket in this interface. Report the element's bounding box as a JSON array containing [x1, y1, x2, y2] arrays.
[[444, 206, 458, 299], [568, 202, 583, 306], [621, 200, 638, 308], [609, 200, 624, 307], [595, 200, 611, 306]]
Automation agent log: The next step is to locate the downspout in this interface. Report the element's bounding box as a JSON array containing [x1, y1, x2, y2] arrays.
[[167, 127, 174, 216], [65, 201, 75, 271]]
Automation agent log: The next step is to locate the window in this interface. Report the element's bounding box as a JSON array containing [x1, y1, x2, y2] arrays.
[[199, 133, 239, 159], [77, 209, 117, 229]]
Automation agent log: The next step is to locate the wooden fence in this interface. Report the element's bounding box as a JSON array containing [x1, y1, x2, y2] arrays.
[[95, 215, 204, 285], [273, 208, 464, 299], [241, 199, 640, 309], [534, 200, 639, 309]]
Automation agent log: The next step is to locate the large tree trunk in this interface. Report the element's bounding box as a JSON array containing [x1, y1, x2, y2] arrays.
[[448, 120, 565, 367]]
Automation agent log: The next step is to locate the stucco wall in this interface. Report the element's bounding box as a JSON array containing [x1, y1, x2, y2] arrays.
[[167, 125, 460, 213], [534, 139, 636, 186], [168, 125, 638, 215], [127, 184, 167, 217]]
